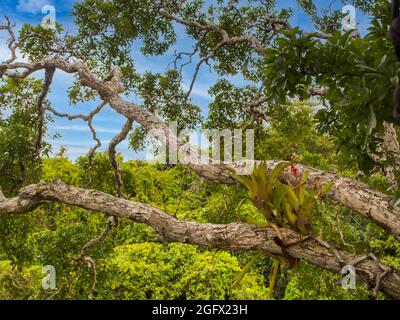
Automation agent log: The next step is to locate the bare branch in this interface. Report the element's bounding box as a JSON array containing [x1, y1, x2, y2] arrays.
[[78, 256, 97, 299], [87, 119, 101, 163], [47, 100, 106, 122], [75, 113, 132, 299], [108, 119, 133, 198], [265, 14, 331, 39], [1, 26, 400, 241], [159, 7, 328, 101], [0, 17, 18, 65], [77, 215, 117, 299], [34, 67, 55, 158], [159, 2, 267, 99], [48, 101, 107, 162], [171, 31, 208, 74], [183, 42, 222, 99], [79, 219, 114, 259]]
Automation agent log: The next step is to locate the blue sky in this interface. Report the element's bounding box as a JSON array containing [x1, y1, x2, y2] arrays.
[[0, 0, 372, 161]]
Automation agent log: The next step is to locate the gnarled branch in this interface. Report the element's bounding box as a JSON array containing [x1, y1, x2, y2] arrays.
[[108, 119, 133, 198], [0, 179, 400, 299], [1, 48, 399, 241]]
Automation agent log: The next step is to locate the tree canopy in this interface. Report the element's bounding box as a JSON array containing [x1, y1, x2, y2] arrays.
[[1, 0, 400, 300]]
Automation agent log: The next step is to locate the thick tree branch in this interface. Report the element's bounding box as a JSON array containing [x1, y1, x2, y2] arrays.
[[376, 122, 400, 187], [0, 21, 399, 241], [383, 122, 400, 166], [0, 180, 399, 299], [1, 54, 400, 241]]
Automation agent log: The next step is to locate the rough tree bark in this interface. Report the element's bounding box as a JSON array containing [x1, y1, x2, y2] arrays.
[[0, 180, 400, 299], [2, 18, 400, 299], [3, 57, 400, 240], [381, 122, 400, 187]]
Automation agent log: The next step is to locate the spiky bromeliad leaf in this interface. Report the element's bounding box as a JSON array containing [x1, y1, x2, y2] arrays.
[[265, 162, 292, 198], [297, 170, 310, 204], [236, 162, 334, 233], [235, 161, 292, 221], [234, 162, 334, 298], [284, 184, 301, 213]]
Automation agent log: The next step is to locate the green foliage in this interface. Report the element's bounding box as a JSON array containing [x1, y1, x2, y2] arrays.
[[1, 0, 399, 301], [19, 24, 64, 62], [0, 155, 396, 300], [0, 261, 42, 299], [96, 243, 268, 300], [252, 102, 337, 171], [284, 260, 372, 300], [0, 78, 52, 195], [262, 2, 399, 173], [126, 70, 202, 149]]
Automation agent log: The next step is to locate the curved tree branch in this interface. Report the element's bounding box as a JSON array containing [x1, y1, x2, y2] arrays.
[[108, 119, 133, 198], [1, 54, 399, 241], [48, 100, 107, 163], [0, 179, 399, 299], [0, 12, 396, 301], [0, 19, 399, 246]]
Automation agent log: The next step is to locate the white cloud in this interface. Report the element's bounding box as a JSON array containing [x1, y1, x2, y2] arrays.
[[51, 141, 132, 161], [16, 0, 52, 14], [0, 42, 28, 64], [49, 125, 122, 134], [0, 43, 11, 62], [182, 83, 212, 100]]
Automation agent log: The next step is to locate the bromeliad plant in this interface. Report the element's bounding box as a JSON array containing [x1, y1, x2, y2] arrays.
[[235, 161, 333, 236], [234, 161, 333, 299]]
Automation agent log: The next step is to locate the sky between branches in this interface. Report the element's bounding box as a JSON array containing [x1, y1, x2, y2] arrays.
[[0, 0, 372, 160]]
